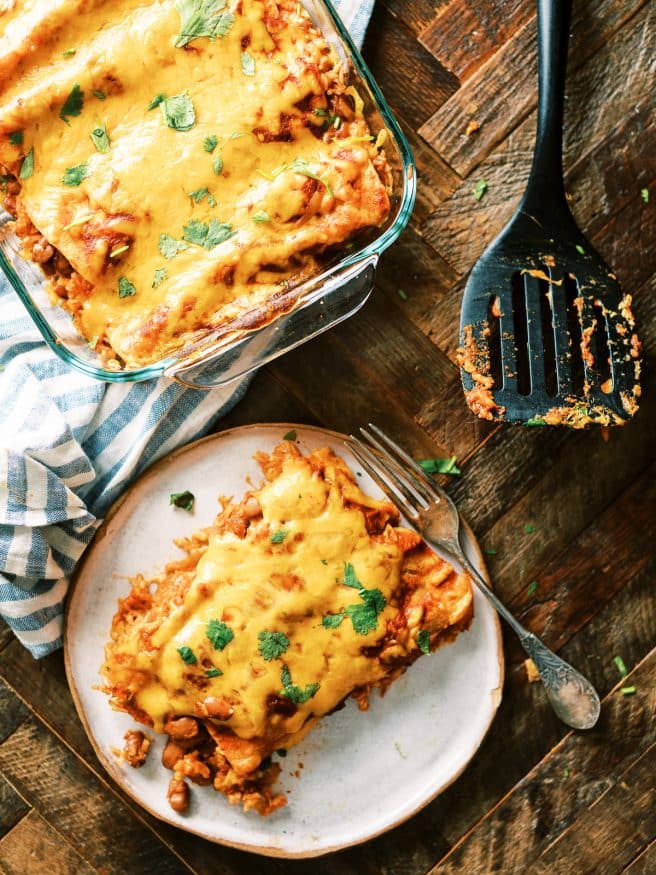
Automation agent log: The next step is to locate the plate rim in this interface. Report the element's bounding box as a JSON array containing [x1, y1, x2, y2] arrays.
[[64, 422, 504, 858]]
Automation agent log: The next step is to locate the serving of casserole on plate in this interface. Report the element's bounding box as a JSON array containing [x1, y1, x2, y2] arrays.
[[0, 0, 415, 384], [66, 425, 504, 857]]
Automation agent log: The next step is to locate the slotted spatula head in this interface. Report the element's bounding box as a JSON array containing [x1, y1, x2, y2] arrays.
[[459, 208, 641, 428]]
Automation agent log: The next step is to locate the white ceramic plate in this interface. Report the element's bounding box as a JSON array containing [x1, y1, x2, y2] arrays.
[[65, 424, 503, 858]]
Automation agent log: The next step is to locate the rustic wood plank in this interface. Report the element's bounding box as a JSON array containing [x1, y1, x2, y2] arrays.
[[216, 368, 319, 431], [419, 0, 534, 81], [380, 0, 444, 36], [624, 839, 656, 874], [0, 776, 29, 841], [0, 717, 191, 875], [418, 0, 651, 177], [427, 651, 656, 873], [0, 809, 97, 875], [0, 678, 28, 745], [362, 5, 460, 132], [529, 743, 656, 874]]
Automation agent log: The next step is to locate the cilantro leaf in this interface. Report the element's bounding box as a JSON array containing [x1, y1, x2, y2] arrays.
[[417, 629, 431, 654], [342, 562, 362, 589], [526, 417, 546, 426], [189, 187, 210, 203], [258, 631, 290, 661], [158, 233, 189, 260], [9, 131, 23, 146], [161, 93, 196, 131], [204, 135, 219, 153], [397, 288, 408, 301], [90, 122, 110, 153], [92, 90, 106, 100], [213, 155, 224, 175], [280, 665, 320, 705], [148, 94, 166, 110], [620, 686, 636, 696], [253, 209, 270, 223], [271, 529, 289, 544], [575, 244, 586, 255], [527, 581, 539, 597], [322, 613, 345, 629], [152, 267, 168, 288], [241, 50, 255, 76], [473, 178, 488, 201], [360, 587, 386, 615], [62, 48, 77, 57], [170, 490, 194, 511], [174, 0, 235, 48], [345, 602, 379, 635], [178, 646, 197, 665], [283, 429, 297, 441], [182, 218, 234, 249], [118, 277, 136, 298], [205, 667, 222, 678], [289, 156, 333, 197], [524, 523, 535, 534], [418, 457, 461, 476], [19, 148, 34, 180], [62, 163, 90, 187], [641, 188, 649, 204], [206, 619, 234, 651], [60, 84, 84, 123]]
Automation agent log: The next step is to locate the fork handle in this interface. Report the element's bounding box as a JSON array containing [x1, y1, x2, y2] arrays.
[[456, 553, 600, 730], [521, 0, 573, 218]]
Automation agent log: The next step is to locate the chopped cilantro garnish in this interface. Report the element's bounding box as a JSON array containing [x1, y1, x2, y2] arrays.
[[118, 277, 136, 298], [206, 618, 234, 650], [527, 581, 539, 597], [148, 94, 166, 111], [418, 457, 461, 476], [314, 108, 328, 117], [271, 528, 289, 544], [524, 523, 535, 534], [189, 187, 210, 203], [152, 267, 168, 288], [620, 686, 636, 696], [60, 83, 84, 123], [62, 163, 89, 186], [322, 613, 345, 629], [320, 559, 328, 566], [170, 490, 194, 510], [213, 156, 224, 175], [343, 562, 361, 589], [178, 646, 197, 665], [526, 417, 546, 426], [397, 288, 408, 301], [283, 429, 297, 441], [205, 667, 222, 678], [575, 244, 585, 255], [485, 548, 498, 555], [280, 665, 319, 704], [289, 156, 333, 197], [641, 188, 649, 204], [9, 131, 23, 146], [258, 631, 290, 661], [62, 48, 77, 57], [161, 93, 196, 131], [241, 50, 255, 76], [92, 90, 106, 101], [613, 655, 628, 677], [229, 131, 244, 139], [204, 135, 219, 153], [252, 210, 270, 223], [19, 148, 34, 180], [345, 602, 379, 635], [90, 122, 110, 153], [182, 218, 234, 249], [158, 233, 189, 260], [473, 178, 488, 201], [174, 0, 235, 48], [417, 629, 431, 654], [563, 767, 570, 778]]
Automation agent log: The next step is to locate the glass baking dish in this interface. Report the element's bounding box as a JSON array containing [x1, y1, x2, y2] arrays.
[[0, 0, 415, 389]]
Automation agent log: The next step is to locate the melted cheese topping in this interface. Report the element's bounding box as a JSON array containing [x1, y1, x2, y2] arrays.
[[111, 451, 405, 737], [0, 0, 391, 367]]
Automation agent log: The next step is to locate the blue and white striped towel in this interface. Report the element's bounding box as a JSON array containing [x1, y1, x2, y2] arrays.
[[0, 0, 375, 658]]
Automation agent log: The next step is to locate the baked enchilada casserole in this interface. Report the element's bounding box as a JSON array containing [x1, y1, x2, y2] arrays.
[[0, 0, 391, 369], [101, 441, 473, 815]]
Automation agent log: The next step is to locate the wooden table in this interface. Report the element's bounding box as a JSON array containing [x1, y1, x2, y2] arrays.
[[1, 1, 654, 872]]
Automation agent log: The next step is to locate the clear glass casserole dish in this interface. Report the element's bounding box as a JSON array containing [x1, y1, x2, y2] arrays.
[[0, 0, 415, 390]]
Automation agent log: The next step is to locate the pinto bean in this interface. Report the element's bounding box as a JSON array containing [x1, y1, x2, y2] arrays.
[[161, 740, 187, 770], [167, 776, 189, 813], [194, 696, 234, 720], [164, 715, 200, 740]]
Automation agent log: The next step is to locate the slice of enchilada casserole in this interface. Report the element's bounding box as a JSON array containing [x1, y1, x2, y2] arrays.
[[101, 442, 473, 815], [0, 0, 391, 368]]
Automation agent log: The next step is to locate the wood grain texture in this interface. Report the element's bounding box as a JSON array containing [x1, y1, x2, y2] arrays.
[[0, 0, 654, 872]]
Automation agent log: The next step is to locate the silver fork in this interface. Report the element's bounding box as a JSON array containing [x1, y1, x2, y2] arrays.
[[348, 423, 601, 731]]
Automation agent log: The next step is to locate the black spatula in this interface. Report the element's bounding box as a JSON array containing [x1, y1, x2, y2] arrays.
[[459, 0, 641, 428]]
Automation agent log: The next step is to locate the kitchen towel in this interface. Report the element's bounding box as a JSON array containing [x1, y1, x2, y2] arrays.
[[0, 0, 377, 658]]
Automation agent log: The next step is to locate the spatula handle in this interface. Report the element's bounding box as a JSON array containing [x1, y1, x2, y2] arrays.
[[522, 0, 573, 216]]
